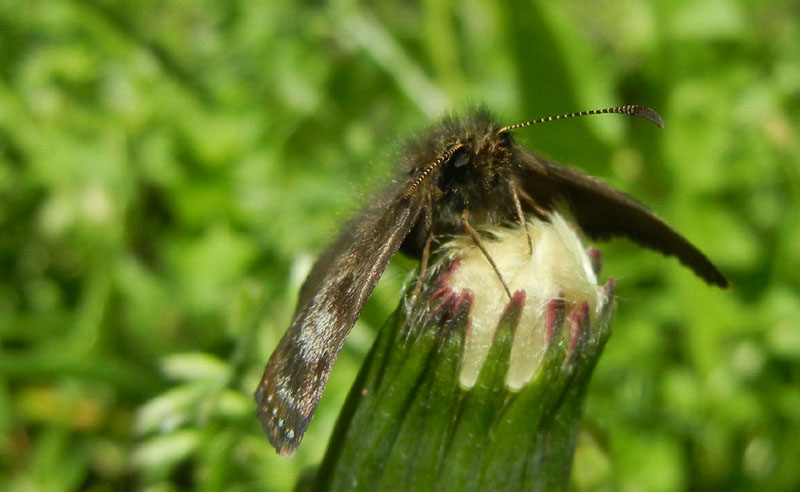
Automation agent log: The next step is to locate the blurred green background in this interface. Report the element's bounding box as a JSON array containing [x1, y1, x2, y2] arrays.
[[1, 0, 798, 490]]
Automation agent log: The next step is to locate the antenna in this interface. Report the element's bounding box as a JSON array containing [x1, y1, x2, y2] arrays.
[[404, 143, 464, 198], [497, 105, 664, 134]]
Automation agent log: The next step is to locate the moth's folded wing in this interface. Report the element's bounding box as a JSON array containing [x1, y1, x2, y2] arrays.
[[515, 150, 727, 288], [255, 189, 424, 457]]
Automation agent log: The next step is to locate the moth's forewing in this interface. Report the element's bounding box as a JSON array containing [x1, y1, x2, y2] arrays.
[[514, 150, 728, 288], [255, 187, 424, 457]]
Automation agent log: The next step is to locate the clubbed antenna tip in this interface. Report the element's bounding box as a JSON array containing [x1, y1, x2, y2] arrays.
[[628, 105, 664, 128]]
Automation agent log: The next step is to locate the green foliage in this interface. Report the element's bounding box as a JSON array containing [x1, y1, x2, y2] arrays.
[[0, 0, 797, 490]]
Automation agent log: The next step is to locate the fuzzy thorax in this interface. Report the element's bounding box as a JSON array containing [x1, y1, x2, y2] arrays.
[[440, 212, 607, 389]]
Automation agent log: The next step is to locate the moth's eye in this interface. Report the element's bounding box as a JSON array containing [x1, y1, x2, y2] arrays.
[[443, 145, 468, 168], [452, 153, 469, 168]]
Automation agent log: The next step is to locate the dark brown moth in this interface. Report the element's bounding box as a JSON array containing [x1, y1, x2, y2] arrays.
[[255, 105, 728, 457]]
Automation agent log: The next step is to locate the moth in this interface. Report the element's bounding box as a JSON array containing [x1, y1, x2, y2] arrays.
[[255, 105, 728, 457]]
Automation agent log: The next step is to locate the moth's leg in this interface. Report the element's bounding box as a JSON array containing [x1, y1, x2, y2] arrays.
[[461, 210, 512, 299], [509, 182, 533, 255], [406, 232, 433, 316]]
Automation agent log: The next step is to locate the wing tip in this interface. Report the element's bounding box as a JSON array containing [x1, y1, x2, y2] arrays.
[[705, 269, 730, 289], [677, 248, 728, 289], [254, 381, 306, 458]]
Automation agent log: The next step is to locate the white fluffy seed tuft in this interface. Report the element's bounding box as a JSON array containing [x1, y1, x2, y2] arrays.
[[441, 212, 606, 389]]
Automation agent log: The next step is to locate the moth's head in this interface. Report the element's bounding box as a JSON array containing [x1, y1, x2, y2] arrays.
[[451, 109, 515, 169], [403, 109, 515, 197]]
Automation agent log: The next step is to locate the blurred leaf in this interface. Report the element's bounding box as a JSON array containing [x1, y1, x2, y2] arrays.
[[160, 352, 229, 383]]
